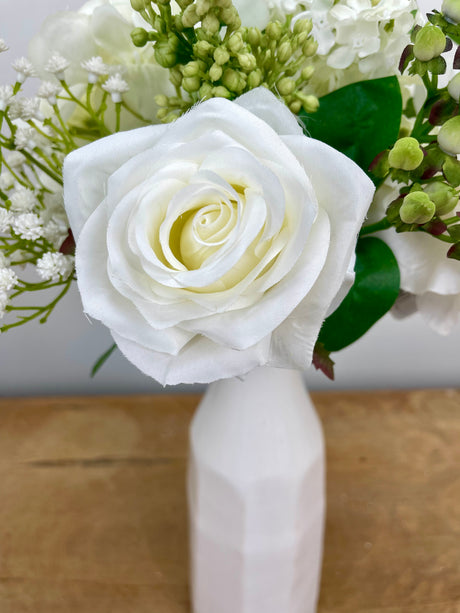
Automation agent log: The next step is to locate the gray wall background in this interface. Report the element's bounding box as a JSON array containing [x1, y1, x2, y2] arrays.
[[0, 0, 458, 395]]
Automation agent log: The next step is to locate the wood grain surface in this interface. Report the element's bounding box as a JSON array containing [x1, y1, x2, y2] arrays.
[[0, 390, 459, 612]]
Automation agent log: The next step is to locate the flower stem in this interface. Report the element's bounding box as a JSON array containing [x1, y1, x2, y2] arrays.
[[359, 218, 392, 236]]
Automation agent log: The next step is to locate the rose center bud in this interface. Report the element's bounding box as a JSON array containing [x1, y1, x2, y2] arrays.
[[179, 200, 237, 269], [174, 192, 266, 293]]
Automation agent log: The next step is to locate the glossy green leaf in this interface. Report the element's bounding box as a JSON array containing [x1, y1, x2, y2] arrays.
[[318, 237, 400, 352], [300, 76, 402, 182]]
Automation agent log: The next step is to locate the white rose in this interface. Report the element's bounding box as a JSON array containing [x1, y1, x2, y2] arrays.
[[29, 0, 171, 129], [64, 89, 374, 385], [369, 178, 460, 335]]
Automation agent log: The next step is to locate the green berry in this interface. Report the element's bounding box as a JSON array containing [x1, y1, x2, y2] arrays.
[[424, 182, 458, 215], [413, 24, 446, 62], [388, 137, 424, 170], [400, 192, 436, 224], [438, 116, 460, 155]]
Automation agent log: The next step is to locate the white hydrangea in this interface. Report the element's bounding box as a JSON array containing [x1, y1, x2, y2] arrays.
[[45, 52, 70, 79], [36, 252, 74, 281], [0, 267, 18, 291], [0, 85, 14, 111], [81, 56, 108, 83], [11, 57, 36, 83], [102, 73, 129, 102], [244, 0, 418, 97], [9, 186, 37, 212], [12, 213, 43, 240], [0, 208, 14, 233], [0, 39, 9, 53]]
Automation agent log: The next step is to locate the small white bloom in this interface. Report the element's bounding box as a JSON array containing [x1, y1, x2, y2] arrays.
[[0, 84, 14, 111], [0, 252, 10, 267], [36, 252, 74, 281], [0, 208, 14, 233], [0, 39, 9, 53], [0, 172, 14, 191], [43, 218, 69, 248], [13, 97, 44, 121], [14, 126, 37, 150], [81, 56, 108, 83], [9, 186, 37, 212], [0, 291, 9, 318], [45, 53, 70, 80], [11, 57, 36, 83], [0, 267, 18, 291], [101, 72, 129, 103], [6, 151, 25, 169], [6, 97, 23, 120], [37, 81, 61, 106], [12, 213, 43, 240]]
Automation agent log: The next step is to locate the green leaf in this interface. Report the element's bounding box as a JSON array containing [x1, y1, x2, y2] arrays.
[[448, 224, 460, 241], [91, 343, 117, 377], [299, 76, 402, 184], [317, 237, 400, 352]]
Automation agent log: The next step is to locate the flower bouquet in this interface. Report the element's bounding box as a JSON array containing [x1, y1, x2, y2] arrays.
[[1, 0, 460, 610]]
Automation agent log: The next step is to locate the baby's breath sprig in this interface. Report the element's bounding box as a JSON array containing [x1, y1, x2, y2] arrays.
[[130, 0, 319, 121], [0, 41, 138, 331]]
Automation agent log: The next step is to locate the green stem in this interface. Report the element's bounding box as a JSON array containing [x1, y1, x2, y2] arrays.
[[359, 218, 392, 236], [2, 277, 73, 332], [115, 102, 121, 133], [20, 150, 63, 186], [2, 159, 31, 188], [121, 101, 150, 123], [86, 83, 94, 113], [52, 105, 77, 150]]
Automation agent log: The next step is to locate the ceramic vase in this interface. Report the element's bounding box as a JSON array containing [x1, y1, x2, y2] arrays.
[[188, 366, 325, 613]]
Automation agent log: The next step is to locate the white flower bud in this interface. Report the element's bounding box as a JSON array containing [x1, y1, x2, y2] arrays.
[[11, 57, 36, 83], [0, 85, 14, 111], [102, 73, 129, 103], [81, 56, 108, 83], [44, 53, 70, 80]]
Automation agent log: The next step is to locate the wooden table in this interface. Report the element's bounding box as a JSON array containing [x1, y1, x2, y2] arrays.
[[0, 390, 459, 612]]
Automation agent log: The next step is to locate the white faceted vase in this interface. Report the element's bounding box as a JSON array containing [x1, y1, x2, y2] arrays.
[[188, 366, 325, 613]]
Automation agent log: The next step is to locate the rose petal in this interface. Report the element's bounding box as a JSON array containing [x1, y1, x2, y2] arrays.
[[180, 208, 331, 350], [112, 331, 272, 386], [416, 292, 460, 335], [76, 200, 194, 351], [64, 124, 167, 239], [269, 136, 374, 368], [235, 88, 304, 137]]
